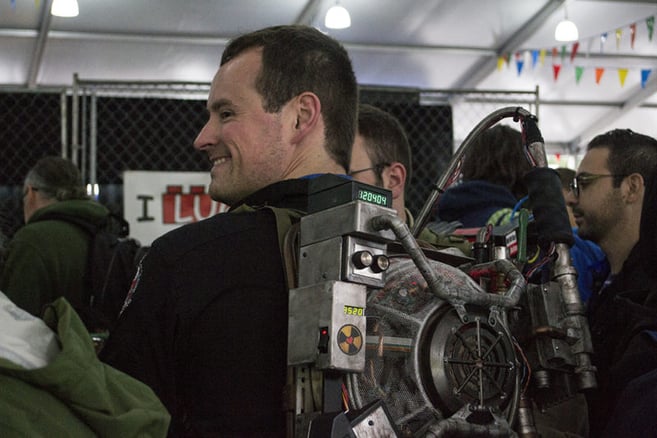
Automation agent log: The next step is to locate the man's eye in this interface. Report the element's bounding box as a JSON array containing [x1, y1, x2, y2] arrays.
[[219, 110, 233, 120]]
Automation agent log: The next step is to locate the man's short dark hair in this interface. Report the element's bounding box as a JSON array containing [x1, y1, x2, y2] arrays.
[[555, 167, 575, 190], [25, 156, 88, 201], [462, 124, 531, 199], [221, 25, 358, 173], [587, 129, 657, 187], [356, 104, 412, 186]]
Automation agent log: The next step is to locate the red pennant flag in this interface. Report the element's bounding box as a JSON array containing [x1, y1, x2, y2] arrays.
[[630, 23, 637, 48], [570, 42, 579, 63], [595, 67, 605, 84], [553, 64, 562, 81], [552, 47, 558, 61]]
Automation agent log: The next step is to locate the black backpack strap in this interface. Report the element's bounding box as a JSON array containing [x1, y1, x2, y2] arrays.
[[35, 211, 112, 331]]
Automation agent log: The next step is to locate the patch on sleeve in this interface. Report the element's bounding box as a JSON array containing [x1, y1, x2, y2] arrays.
[[119, 260, 143, 317]]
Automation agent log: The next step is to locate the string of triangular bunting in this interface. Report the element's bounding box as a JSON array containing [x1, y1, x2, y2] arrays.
[[498, 15, 655, 88], [8, 0, 41, 8]]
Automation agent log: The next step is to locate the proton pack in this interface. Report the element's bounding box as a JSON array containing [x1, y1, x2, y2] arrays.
[[285, 108, 596, 437]]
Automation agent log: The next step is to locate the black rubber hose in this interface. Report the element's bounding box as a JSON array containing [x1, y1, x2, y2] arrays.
[[521, 114, 543, 145], [524, 167, 574, 246]]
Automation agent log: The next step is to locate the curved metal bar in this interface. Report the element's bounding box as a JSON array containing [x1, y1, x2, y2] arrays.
[[412, 106, 535, 237]]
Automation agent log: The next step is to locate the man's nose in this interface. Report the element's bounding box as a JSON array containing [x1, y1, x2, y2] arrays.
[[564, 188, 577, 206], [193, 121, 215, 150]]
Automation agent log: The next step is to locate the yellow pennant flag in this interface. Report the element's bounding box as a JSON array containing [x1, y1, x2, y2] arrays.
[[539, 49, 547, 66], [497, 56, 506, 71], [618, 68, 629, 87]]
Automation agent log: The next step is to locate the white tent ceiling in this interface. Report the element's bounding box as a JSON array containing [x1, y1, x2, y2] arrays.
[[2, 0, 657, 153]]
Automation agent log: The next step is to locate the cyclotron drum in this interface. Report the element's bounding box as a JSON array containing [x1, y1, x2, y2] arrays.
[[346, 257, 520, 435]]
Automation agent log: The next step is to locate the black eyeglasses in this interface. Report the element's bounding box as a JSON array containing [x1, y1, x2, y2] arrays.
[[348, 162, 390, 177], [569, 173, 627, 198]]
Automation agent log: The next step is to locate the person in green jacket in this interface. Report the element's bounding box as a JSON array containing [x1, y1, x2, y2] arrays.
[[0, 290, 170, 437], [0, 156, 110, 317]]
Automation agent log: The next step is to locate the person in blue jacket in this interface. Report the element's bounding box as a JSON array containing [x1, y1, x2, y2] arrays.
[[435, 124, 531, 227]]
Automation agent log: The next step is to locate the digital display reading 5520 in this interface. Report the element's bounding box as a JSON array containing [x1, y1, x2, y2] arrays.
[[344, 305, 365, 316], [357, 189, 389, 206]]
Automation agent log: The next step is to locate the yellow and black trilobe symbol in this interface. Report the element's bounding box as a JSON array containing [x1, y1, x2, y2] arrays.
[[337, 324, 363, 355]]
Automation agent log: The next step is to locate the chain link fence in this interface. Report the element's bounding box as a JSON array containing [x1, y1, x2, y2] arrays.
[[0, 81, 538, 243]]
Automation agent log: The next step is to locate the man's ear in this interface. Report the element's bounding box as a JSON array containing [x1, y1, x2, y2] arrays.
[[383, 162, 406, 200], [623, 172, 644, 203], [290, 92, 321, 143]]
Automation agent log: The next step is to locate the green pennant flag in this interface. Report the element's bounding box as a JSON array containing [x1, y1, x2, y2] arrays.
[[648, 16, 655, 41], [575, 66, 584, 84]]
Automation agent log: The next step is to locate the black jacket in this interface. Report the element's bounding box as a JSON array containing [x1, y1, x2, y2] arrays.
[[587, 170, 657, 436], [101, 179, 314, 437]]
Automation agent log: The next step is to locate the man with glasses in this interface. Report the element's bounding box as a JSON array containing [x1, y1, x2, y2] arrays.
[[349, 104, 412, 225], [350, 104, 472, 254], [565, 129, 657, 436], [1, 156, 110, 318]]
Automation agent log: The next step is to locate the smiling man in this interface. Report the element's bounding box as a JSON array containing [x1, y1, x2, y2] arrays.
[[565, 129, 657, 436], [100, 25, 358, 437]]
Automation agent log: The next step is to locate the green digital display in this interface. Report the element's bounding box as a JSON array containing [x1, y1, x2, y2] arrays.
[[357, 188, 389, 207], [344, 305, 365, 316]]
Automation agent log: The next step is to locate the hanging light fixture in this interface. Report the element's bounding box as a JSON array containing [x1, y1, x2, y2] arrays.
[[554, 3, 578, 42], [51, 0, 79, 18], [325, 2, 351, 29]]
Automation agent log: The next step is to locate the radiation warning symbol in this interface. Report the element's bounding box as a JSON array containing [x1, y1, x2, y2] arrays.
[[337, 324, 363, 355]]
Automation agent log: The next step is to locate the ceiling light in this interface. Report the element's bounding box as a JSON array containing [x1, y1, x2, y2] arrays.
[[325, 4, 351, 29], [554, 4, 578, 42], [555, 19, 579, 42], [51, 0, 79, 18]]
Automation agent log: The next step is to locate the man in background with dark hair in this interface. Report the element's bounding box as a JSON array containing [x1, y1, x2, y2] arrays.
[[350, 103, 471, 254], [0, 156, 109, 317], [349, 104, 412, 224], [565, 129, 657, 436], [101, 25, 358, 436], [555, 167, 609, 303]]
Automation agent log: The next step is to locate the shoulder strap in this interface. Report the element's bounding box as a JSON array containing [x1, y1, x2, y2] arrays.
[[230, 204, 305, 289]]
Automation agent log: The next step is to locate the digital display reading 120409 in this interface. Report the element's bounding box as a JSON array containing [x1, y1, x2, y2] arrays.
[[357, 188, 389, 207]]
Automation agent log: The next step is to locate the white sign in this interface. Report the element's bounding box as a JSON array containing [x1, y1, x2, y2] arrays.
[[123, 171, 228, 246]]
